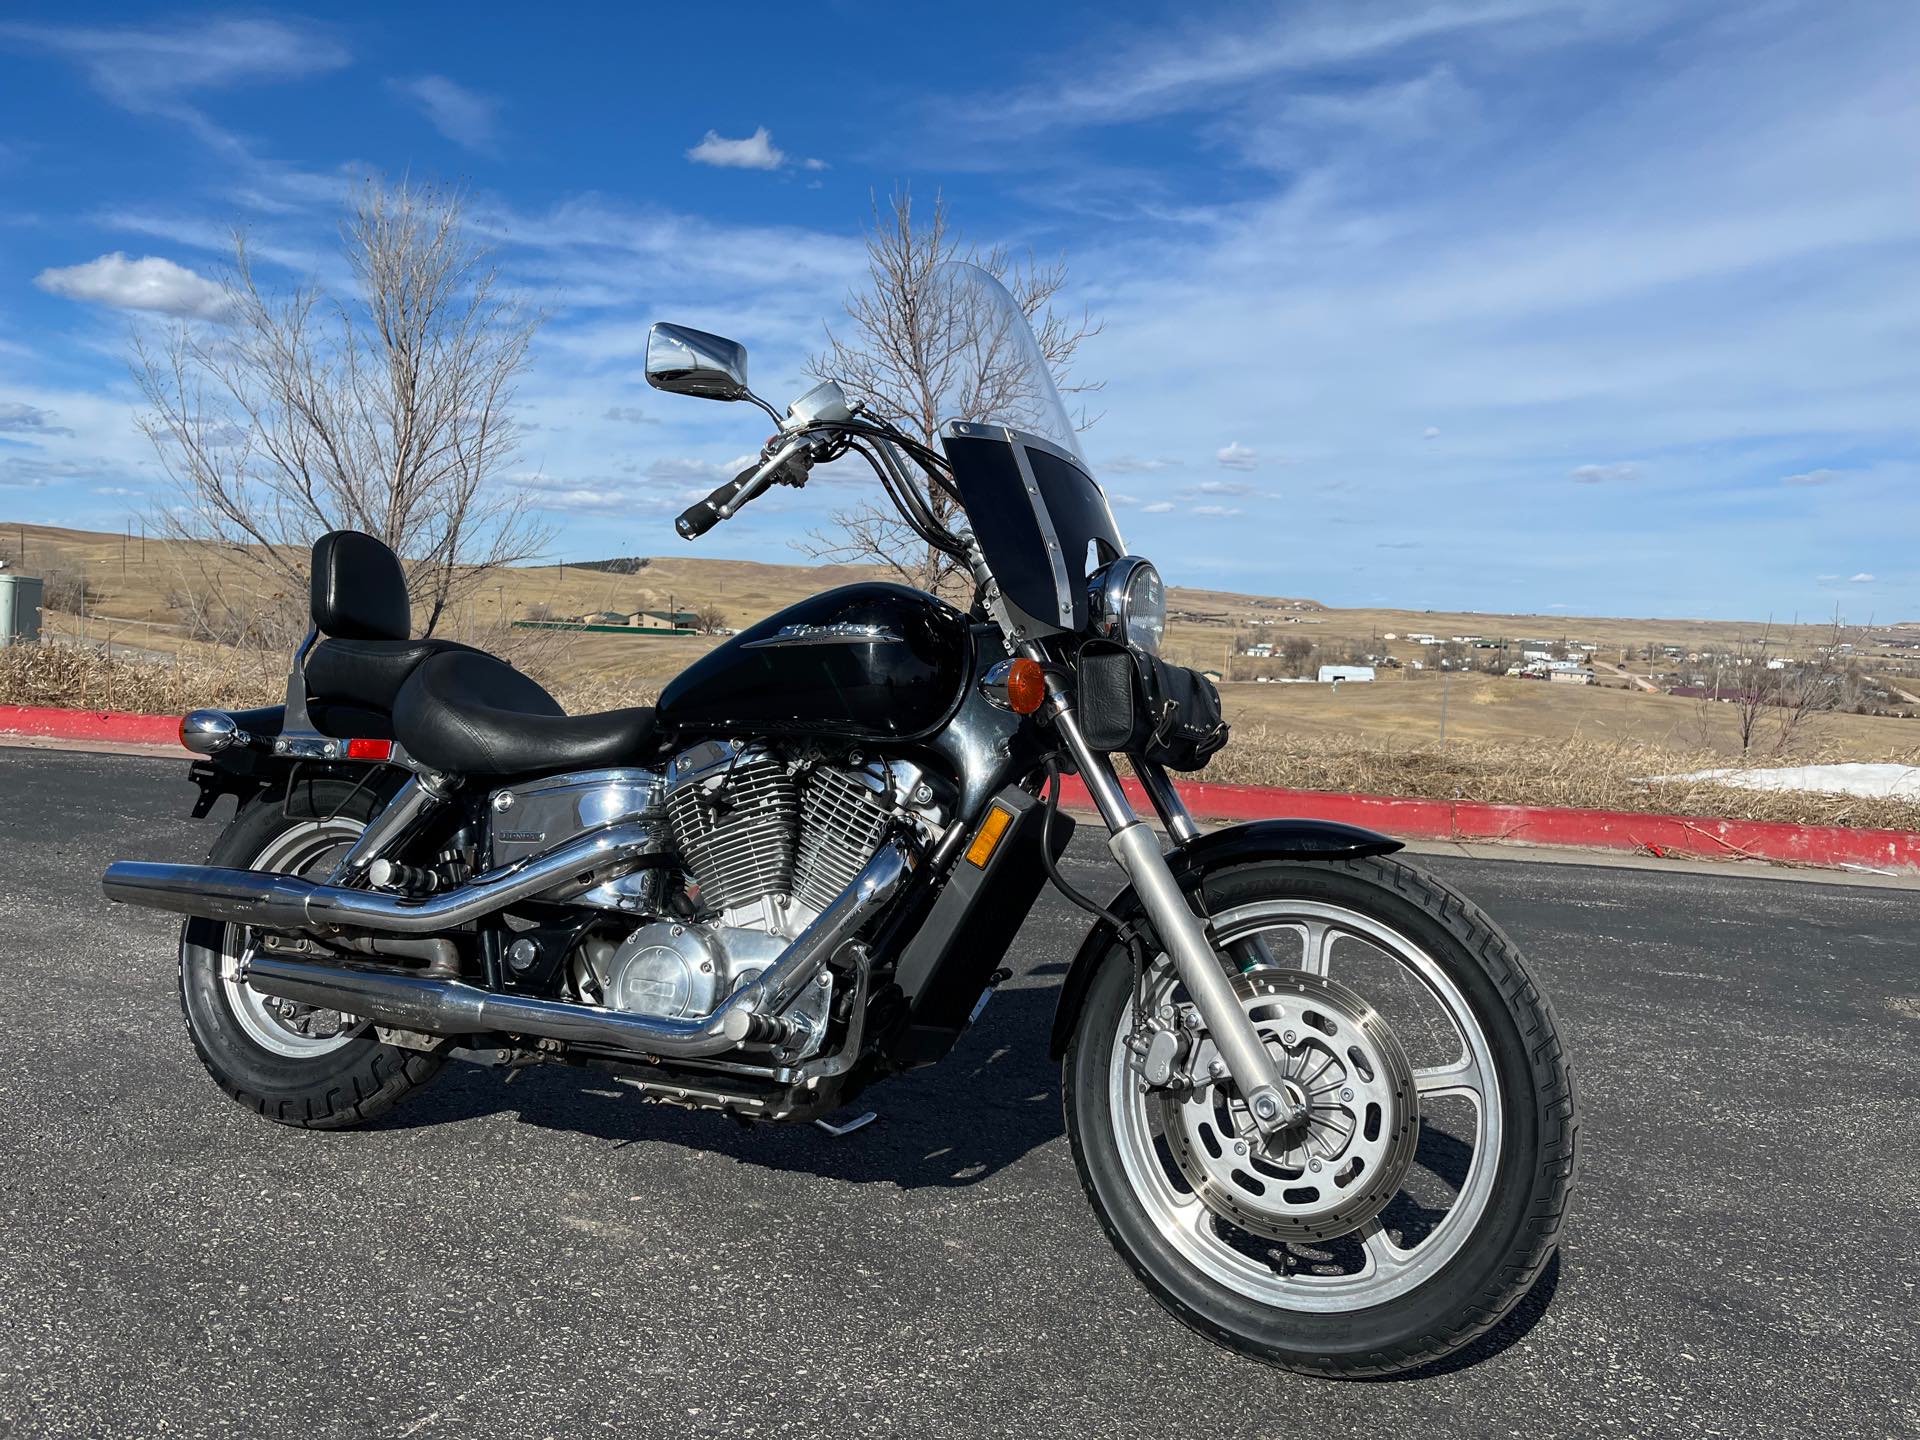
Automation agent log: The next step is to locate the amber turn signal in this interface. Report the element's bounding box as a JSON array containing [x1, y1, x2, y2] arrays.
[[1005, 657, 1047, 715], [965, 802, 1016, 867]]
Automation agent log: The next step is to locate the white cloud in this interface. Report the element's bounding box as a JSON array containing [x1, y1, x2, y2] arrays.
[[393, 75, 498, 152], [1142, 501, 1175, 514], [35, 252, 229, 319], [1569, 462, 1639, 484], [1191, 504, 1243, 517], [603, 405, 650, 425], [963, 0, 1600, 134], [687, 127, 786, 171], [1187, 479, 1255, 496], [1849, 572, 1875, 583], [0, 17, 348, 149], [1423, 426, 1441, 439], [0, 455, 108, 489], [1782, 468, 1842, 485], [646, 455, 757, 484], [0, 402, 73, 437], [1216, 442, 1258, 471], [802, 157, 829, 171], [1102, 454, 1175, 473]]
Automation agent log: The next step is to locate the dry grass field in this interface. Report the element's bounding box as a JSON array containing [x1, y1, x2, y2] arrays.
[[4, 522, 1916, 830]]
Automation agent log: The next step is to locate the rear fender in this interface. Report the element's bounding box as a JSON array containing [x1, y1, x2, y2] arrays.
[[1046, 818, 1401, 1059]]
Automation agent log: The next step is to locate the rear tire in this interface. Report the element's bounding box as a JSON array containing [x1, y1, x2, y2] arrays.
[[177, 780, 444, 1130], [1063, 855, 1576, 1377]]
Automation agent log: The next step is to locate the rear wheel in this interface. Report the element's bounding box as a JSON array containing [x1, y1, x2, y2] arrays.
[[177, 781, 443, 1129], [1064, 856, 1575, 1377]]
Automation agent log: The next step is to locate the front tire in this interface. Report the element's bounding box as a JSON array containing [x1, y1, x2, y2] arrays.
[[1064, 856, 1576, 1377], [177, 781, 444, 1130]]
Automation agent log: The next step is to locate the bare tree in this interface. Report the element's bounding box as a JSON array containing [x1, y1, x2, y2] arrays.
[[135, 178, 550, 645], [1280, 635, 1315, 677], [800, 188, 1101, 593], [1694, 615, 1852, 755], [693, 602, 728, 635]]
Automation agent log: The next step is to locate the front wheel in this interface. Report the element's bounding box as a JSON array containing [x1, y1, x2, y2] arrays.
[[1064, 856, 1576, 1377]]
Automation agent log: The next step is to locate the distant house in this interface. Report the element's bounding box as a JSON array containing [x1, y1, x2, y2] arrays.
[[1318, 664, 1376, 684], [631, 609, 700, 631], [1549, 669, 1593, 685]]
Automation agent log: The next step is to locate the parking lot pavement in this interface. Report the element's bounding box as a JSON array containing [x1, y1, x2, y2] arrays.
[[1, 749, 1915, 1439]]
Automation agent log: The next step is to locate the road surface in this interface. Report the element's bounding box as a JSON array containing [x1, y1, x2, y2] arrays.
[[1, 750, 1915, 1438]]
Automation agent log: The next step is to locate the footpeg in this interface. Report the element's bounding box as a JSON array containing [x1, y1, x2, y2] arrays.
[[367, 859, 440, 894], [720, 1007, 807, 1047]]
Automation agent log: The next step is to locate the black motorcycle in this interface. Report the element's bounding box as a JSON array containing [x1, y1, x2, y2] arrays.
[[104, 263, 1574, 1376]]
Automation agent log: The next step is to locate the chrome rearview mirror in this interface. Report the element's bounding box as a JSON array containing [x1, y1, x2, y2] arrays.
[[645, 323, 751, 400]]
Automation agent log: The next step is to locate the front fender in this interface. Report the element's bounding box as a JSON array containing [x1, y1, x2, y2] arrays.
[[1046, 818, 1401, 1059]]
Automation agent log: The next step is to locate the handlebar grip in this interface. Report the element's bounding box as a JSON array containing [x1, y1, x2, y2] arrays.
[[675, 499, 722, 539], [674, 468, 757, 541]]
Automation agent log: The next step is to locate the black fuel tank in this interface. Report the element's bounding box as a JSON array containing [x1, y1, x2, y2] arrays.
[[656, 583, 973, 742]]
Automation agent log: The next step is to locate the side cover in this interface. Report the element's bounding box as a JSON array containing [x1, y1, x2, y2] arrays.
[[1045, 818, 1403, 1058], [886, 785, 1074, 1066]]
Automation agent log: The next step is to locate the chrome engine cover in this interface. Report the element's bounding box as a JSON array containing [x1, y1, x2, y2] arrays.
[[600, 920, 788, 1022], [486, 767, 667, 914]]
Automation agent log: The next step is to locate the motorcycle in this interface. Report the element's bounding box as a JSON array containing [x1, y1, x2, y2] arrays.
[[103, 263, 1575, 1376]]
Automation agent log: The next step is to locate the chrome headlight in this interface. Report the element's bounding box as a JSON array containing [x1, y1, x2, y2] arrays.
[[1089, 556, 1166, 655]]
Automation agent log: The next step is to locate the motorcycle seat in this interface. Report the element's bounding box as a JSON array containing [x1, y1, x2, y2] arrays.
[[393, 649, 657, 777], [303, 530, 476, 717], [307, 635, 479, 713]]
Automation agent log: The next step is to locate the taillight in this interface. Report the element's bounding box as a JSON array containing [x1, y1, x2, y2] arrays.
[[345, 738, 394, 762]]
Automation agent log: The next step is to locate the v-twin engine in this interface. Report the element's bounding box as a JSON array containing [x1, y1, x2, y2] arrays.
[[489, 740, 943, 1032], [661, 739, 930, 932]]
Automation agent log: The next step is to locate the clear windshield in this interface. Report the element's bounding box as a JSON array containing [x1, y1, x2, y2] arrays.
[[924, 262, 1085, 463]]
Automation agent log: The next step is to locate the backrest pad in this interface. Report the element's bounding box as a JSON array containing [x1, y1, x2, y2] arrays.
[[309, 530, 411, 640]]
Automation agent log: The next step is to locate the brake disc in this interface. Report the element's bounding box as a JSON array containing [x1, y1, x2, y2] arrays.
[[1154, 969, 1420, 1243]]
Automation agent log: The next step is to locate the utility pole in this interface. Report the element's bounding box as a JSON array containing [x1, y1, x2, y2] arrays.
[[1439, 662, 1451, 744]]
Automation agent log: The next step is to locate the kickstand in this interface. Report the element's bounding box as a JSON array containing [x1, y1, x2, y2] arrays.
[[812, 1110, 877, 1138]]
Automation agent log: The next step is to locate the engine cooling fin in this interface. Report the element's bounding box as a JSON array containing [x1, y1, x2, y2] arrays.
[[663, 748, 797, 911], [794, 765, 898, 915]]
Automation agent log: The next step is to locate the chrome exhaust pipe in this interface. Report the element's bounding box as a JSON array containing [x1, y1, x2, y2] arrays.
[[241, 841, 911, 1059], [101, 823, 665, 934]]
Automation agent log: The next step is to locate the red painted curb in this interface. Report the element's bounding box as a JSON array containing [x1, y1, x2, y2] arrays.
[[1056, 775, 1920, 875], [1, 702, 1911, 874], [0, 704, 181, 748]]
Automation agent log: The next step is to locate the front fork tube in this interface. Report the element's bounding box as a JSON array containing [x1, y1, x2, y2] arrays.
[[1131, 753, 1278, 972], [1046, 689, 1294, 1135]]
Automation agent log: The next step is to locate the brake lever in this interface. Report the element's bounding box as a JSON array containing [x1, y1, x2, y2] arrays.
[[717, 433, 812, 518]]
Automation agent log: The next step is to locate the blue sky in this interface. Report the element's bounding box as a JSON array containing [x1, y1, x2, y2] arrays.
[[0, 1, 1915, 620]]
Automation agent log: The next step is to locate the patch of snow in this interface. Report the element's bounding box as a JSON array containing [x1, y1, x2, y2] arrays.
[[1649, 763, 1920, 799]]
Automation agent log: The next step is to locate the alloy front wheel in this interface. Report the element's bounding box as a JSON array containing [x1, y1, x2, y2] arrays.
[[1064, 856, 1575, 1376]]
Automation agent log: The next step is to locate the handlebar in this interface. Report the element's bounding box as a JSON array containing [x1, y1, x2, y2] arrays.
[[674, 434, 811, 540]]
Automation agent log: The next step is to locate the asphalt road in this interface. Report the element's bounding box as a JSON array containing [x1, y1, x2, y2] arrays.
[[1, 750, 1916, 1439]]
